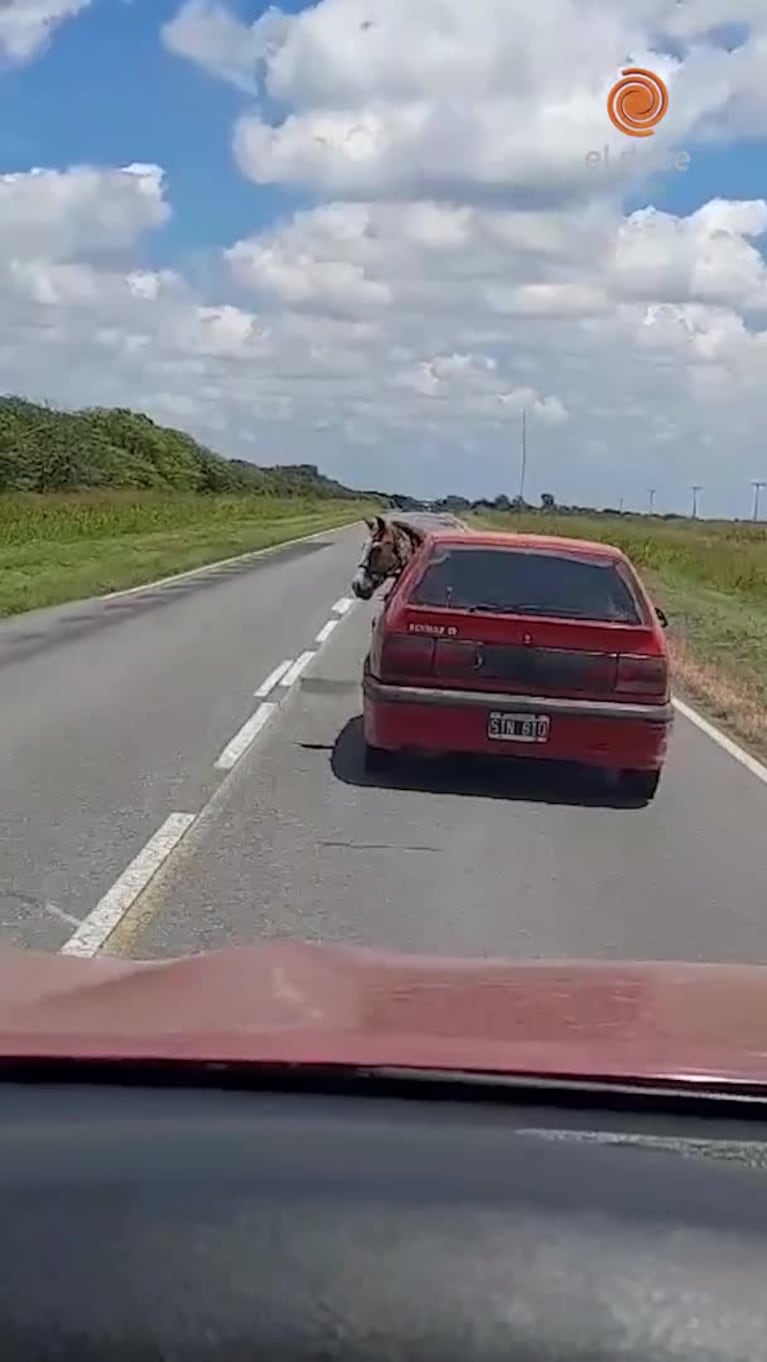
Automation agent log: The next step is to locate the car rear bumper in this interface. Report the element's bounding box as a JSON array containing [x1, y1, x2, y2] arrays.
[[362, 675, 673, 770]]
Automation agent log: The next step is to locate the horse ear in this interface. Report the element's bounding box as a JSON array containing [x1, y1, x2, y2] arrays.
[[365, 518, 376, 531], [375, 514, 387, 534]]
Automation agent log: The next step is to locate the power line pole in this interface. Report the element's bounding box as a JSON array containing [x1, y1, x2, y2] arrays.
[[518, 408, 527, 505], [618, 496, 624, 514], [752, 480, 766, 522], [691, 484, 702, 519], [648, 487, 656, 515]]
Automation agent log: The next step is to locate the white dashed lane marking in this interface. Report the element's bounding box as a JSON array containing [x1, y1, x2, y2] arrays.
[[255, 659, 293, 697], [331, 596, 353, 616], [59, 585, 361, 956], [280, 651, 316, 687], [214, 702, 278, 772], [315, 619, 338, 644]]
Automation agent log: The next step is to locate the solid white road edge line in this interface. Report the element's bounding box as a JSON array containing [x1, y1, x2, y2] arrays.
[[59, 813, 196, 957], [672, 696, 767, 787], [280, 651, 315, 686], [255, 658, 293, 697], [101, 523, 359, 602], [315, 618, 338, 644], [214, 702, 278, 771]]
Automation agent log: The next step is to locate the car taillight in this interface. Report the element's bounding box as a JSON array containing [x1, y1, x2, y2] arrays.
[[615, 653, 668, 698], [379, 633, 435, 680]]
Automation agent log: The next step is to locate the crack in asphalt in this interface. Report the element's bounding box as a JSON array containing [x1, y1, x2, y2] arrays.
[[318, 840, 440, 853], [0, 886, 81, 927]]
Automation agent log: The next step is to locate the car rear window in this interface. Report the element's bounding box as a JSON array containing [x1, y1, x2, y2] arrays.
[[409, 545, 643, 623]]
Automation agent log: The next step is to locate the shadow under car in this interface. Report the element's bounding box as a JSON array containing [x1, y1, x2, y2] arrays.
[[328, 716, 657, 809]]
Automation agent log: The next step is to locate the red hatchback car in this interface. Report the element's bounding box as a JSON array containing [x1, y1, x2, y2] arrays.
[[363, 529, 673, 801]]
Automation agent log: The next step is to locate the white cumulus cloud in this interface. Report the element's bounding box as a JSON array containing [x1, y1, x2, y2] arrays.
[[0, 0, 92, 63], [2, 0, 767, 514]]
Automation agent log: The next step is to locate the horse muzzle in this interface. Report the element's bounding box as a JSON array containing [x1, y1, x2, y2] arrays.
[[351, 572, 376, 600]]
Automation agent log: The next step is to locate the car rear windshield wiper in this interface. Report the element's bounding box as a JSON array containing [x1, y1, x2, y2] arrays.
[[464, 603, 597, 618]]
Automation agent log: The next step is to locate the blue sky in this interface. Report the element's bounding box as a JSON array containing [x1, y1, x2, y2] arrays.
[[6, 1, 763, 265], [628, 140, 767, 222], [1, 0, 766, 513], [1, 0, 303, 263]]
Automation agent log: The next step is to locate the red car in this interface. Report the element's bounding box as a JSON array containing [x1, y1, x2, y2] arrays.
[[363, 529, 673, 800]]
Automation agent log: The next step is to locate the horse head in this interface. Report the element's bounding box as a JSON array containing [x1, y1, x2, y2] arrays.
[[351, 515, 414, 600]]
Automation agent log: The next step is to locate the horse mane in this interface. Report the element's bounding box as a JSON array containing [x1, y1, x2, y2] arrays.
[[365, 515, 424, 552], [390, 519, 424, 552]]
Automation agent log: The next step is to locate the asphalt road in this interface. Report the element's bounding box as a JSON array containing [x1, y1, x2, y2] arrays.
[[1, 517, 765, 962], [0, 525, 363, 951]]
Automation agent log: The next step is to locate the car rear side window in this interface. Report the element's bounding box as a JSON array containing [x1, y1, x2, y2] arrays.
[[409, 546, 643, 623]]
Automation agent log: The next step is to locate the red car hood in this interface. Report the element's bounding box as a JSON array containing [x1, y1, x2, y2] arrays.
[[1, 941, 767, 1087]]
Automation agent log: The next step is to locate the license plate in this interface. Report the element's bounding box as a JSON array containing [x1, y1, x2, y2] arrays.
[[487, 711, 550, 743]]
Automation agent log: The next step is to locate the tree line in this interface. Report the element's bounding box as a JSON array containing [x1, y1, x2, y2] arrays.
[[391, 492, 688, 520], [0, 396, 389, 500], [0, 397, 693, 519]]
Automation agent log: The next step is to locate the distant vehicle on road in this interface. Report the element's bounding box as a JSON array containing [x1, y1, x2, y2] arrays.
[[362, 529, 672, 802]]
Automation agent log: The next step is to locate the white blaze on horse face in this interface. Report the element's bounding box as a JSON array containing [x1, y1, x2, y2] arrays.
[[352, 532, 378, 598], [351, 529, 377, 598]]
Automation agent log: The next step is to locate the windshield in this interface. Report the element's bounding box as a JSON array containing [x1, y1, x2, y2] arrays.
[[0, 0, 765, 1095], [410, 546, 643, 622]]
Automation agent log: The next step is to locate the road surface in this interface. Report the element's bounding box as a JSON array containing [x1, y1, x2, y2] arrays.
[[0, 517, 764, 962]]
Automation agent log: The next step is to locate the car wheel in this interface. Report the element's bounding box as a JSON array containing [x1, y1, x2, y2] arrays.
[[620, 768, 661, 802], [363, 742, 390, 773]]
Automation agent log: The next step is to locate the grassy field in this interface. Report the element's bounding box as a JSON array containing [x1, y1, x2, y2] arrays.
[[471, 511, 767, 762], [0, 491, 375, 618]]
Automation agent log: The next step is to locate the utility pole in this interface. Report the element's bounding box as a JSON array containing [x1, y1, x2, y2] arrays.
[[691, 484, 702, 519], [618, 496, 624, 514], [518, 408, 527, 505], [752, 480, 766, 522], [648, 487, 656, 515]]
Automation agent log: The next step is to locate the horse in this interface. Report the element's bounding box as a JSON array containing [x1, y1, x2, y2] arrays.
[[350, 515, 424, 600]]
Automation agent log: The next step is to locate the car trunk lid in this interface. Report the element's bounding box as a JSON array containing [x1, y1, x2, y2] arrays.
[[391, 608, 661, 697]]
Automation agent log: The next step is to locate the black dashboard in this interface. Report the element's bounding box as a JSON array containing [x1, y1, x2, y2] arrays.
[[2, 1070, 767, 1360]]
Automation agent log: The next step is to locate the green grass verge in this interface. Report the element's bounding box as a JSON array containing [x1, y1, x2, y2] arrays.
[[0, 492, 375, 618], [470, 510, 767, 763], [646, 568, 767, 763]]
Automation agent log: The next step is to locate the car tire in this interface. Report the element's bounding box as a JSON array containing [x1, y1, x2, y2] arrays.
[[363, 742, 390, 773], [620, 768, 661, 802]]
